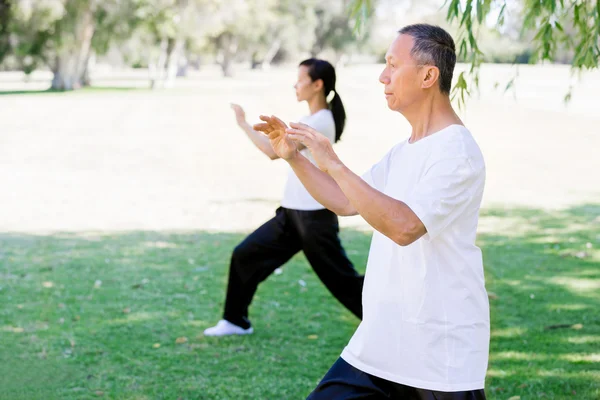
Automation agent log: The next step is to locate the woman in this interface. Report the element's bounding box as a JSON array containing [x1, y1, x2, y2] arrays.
[[204, 59, 364, 336]]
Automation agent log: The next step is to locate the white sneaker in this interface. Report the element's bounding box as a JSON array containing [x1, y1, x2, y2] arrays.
[[203, 320, 254, 337]]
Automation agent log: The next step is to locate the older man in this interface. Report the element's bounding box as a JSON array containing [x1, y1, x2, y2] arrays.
[[255, 24, 489, 399]]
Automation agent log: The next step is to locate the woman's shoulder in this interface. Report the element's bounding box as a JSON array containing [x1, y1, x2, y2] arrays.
[[301, 109, 335, 141]]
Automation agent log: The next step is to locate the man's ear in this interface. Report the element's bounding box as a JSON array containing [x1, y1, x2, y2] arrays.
[[421, 66, 440, 90]]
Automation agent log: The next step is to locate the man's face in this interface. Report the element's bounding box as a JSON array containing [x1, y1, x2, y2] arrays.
[[379, 34, 425, 112]]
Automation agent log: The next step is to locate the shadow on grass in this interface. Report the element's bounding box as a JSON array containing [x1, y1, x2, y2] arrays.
[[480, 203, 600, 399], [0, 203, 598, 399]]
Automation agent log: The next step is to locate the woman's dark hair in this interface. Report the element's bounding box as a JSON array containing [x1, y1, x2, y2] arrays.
[[299, 58, 346, 142]]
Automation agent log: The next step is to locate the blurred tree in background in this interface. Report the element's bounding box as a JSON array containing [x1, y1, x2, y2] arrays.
[[351, 0, 600, 104], [5, 0, 140, 89], [0, 0, 597, 91]]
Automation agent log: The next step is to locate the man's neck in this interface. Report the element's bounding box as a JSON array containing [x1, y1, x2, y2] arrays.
[[404, 94, 463, 143]]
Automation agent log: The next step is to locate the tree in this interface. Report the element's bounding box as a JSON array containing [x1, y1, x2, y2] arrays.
[[132, 0, 188, 87], [242, 0, 300, 70], [8, 0, 143, 90], [201, 0, 280, 77], [239, 0, 327, 70], [83, 0, 149, 86], [199, 0, 365, 76], [310, 0, 372, 62], [349, 0, 600, 105], [0, 0, 11, 65], [50, 0, 99, 90], [126, 0, 215, 88]]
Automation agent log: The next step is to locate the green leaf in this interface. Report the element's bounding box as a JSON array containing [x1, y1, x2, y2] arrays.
[[574, 3, 581, 28], [348, 0, 372, 37], [544, 0, 556, 14], [497, 3, 507, 27], [555, 21, 564, 32], [459, 39, 468, 60], [451, 71, 472, 110], [564, 90, 572, 104], [461, 0, 473, 27], [468, 29, 479, 52], [585, 48, 595, 68], [533, 25, 546, 42], [446, 0, 461, 21]]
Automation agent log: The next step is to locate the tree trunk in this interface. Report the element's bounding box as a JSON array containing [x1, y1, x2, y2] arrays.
[[251, 52, 262, 70], [165, 38, 184, 88], [149, 38, 169, 89], [188, 55, 201, 70], [0, 0, 10, 64], [251, 39, 282, 70], [177, 50, 189, 77], [217, 32, 237, 78], [78, 50, 95, 88], [261, 39, 281, 69], [50, 5, 95, 91], [221, 59, 233, 77]]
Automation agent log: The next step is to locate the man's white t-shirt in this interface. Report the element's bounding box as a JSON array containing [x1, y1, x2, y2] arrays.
[[341, 124, 489, 392], [280, 109, 336, 210]]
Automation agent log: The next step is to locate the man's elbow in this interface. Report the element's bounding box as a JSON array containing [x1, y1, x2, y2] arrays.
[[392, 234, 418, 246], [335, 203, 358, 217], [391, 222, 424, 246], [336, 209, 357, 217]]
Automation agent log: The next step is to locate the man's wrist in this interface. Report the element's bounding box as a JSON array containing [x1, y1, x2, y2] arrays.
[[327, 159, 347, 178], [286, 150, 302, 163]]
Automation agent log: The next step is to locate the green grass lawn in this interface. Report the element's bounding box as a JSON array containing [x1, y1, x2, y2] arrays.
[[1, 204, 599, 400]]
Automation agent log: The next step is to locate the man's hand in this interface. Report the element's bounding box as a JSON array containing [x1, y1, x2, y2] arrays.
[[286, 122, 343, 173], [253, 115, 298, 160]]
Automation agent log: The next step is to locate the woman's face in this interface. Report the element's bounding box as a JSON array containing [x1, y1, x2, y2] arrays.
[[294, 66, 322, 102]]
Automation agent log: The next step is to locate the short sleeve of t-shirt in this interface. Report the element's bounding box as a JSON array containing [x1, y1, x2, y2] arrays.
[[403, 156, 484, 241]]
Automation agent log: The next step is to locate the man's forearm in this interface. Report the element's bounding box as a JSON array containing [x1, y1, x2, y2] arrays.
[[328, 165, 425, 245], [288, 155, 355, 215]]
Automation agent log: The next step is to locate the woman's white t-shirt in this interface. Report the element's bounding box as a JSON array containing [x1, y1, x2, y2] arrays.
[[341, 125, 490, 392], [280, 109, 336, 210]]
